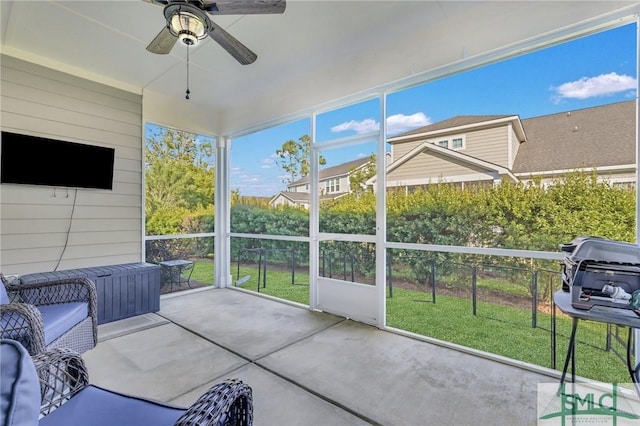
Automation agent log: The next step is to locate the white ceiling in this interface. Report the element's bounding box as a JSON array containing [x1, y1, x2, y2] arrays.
[[1, 1, 639, 137]]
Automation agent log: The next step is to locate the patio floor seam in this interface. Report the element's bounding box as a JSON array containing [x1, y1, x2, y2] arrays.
[[154, 311, 348, 362], [251, 359, 381, 426], [154, 312, 255, 363], [154, 312, 373, 421], [238, 317, 380, 426], [250, 317, 349, 361]]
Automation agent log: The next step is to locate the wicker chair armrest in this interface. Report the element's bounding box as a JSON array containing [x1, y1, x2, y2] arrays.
[[9, 277, 97, 307], [0, 302, 46, 355], [5, 278, 98, 354], [174, 379, 253, 426], [32, 348, 89, 417]]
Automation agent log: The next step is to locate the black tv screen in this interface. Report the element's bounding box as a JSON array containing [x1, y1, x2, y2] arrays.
[[1, 131, 115, 190]]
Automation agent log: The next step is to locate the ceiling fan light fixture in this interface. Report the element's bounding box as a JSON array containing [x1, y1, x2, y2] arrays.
[[149, 0, 284, 63], [169, 10, 206, 46]]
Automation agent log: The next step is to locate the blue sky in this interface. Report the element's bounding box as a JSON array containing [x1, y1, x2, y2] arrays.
[[224, 23, 638, 197]]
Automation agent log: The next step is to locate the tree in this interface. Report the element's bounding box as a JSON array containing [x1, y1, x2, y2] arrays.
[[146, 126, 213, 166], [145, 126, 215, 234], [349, 154, 376, 194], [274, 134, 326, 184]]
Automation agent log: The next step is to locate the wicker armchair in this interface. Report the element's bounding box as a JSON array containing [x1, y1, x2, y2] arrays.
[[0, 273, 97, 356], [33, 347, 253, 426]]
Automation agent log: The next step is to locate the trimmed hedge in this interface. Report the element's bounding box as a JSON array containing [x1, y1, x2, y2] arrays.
[[148, 171, 636, 272]]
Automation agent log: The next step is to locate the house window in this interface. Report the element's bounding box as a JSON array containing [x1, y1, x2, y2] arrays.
[[612, 180, 635, 189], [325, 178, 340, 193], [437, 140, 448, 148], [452, 137, 463, 149]]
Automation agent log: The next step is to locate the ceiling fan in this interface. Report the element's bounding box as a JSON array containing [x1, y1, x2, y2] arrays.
[[144, 0, 286, 65]]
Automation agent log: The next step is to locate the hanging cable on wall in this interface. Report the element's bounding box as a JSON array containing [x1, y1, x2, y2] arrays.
[[53, 188, 78, 272]]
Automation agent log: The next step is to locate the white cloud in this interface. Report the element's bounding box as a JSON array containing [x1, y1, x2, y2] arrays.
[[551, 72, 637, 102], [260, 157, 274, 169], [331, 118, 378, 134], [330, 112, 431, 136], [387, 112, 431, 135]]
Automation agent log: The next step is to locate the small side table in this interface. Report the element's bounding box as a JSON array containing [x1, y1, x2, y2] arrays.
[[159, 259, 194, 291]]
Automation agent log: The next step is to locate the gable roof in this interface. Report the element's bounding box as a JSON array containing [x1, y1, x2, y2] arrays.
[[269, 190, 349, 206], [370, 141, 518, 185], [513, 100, 636, 174], [391, 142, 512, 175], [270, 191, 310, 204], [392, 115, 515, 138], [389, 114, 526, 144], [290, 157, 372, 186]]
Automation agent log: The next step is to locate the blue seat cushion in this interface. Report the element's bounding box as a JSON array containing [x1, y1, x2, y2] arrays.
[[0, 275, 9, 304], [0, 339, 40, 426], [37, 302, 88, 345], [39, 385, 186, 426]]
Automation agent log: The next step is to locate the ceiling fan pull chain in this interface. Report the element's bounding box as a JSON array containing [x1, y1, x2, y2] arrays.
[[185, 45, 191, 100]]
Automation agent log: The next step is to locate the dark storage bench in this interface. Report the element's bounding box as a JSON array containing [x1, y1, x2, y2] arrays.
[[20, 263, 161, 325]]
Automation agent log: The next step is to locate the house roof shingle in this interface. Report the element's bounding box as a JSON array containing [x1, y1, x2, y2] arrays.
[[513, 100, 636, 174], [393, 115, 514, 138]]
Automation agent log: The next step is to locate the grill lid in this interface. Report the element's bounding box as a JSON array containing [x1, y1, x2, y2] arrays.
[[560, 236, 640, 265]]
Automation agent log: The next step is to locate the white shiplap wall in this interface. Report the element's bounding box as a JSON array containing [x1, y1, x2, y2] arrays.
[[0, 55, 143, 275]]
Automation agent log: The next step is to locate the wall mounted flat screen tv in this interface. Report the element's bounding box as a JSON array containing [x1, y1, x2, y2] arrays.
[[1, 131, 115, 190]]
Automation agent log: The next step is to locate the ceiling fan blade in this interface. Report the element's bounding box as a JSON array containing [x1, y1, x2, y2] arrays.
[[146, 26, 178, 54], [203, 0, 286, 15], [207, 20, 257, 65]]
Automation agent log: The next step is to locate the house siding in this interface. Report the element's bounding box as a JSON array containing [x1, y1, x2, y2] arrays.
[[270, 195, 288, 207], [517, 169, 636, 187], [0, 55, 143, 275], [323, 173, 349, 194], [390, 125, 509, 168], [509, 124, 520, 168], [463, 126, 509, 167], [388, 150, 494, 182], [392, 140, 422, 162], [291, 183, 309, 193]]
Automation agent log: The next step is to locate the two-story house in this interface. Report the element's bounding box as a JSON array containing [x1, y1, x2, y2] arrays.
[[374, 100, 635, 191], [270, 157, 372, 208]]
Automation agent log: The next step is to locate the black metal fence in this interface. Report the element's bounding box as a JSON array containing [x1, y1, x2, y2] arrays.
[[236, 247, 298, 292], [232, 245, 631, 370]]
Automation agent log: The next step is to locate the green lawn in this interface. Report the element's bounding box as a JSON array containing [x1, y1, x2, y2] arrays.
[[186, 259, 633, 386], [181, 260, 311, 304], [191, 261, 214, 284], [386, 287, 630, 385], [233, 264, 310, 304]]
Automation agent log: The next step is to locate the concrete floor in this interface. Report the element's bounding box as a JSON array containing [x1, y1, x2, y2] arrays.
[[83, 287, 563, 426]]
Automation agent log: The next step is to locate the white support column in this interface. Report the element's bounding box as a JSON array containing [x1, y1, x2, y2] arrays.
[[140, 119, 147, 262], [215, 136, 232, 288], [376, 93, 387, 328], [309, 115, 319, 309], [634, 16, 640, 369]]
